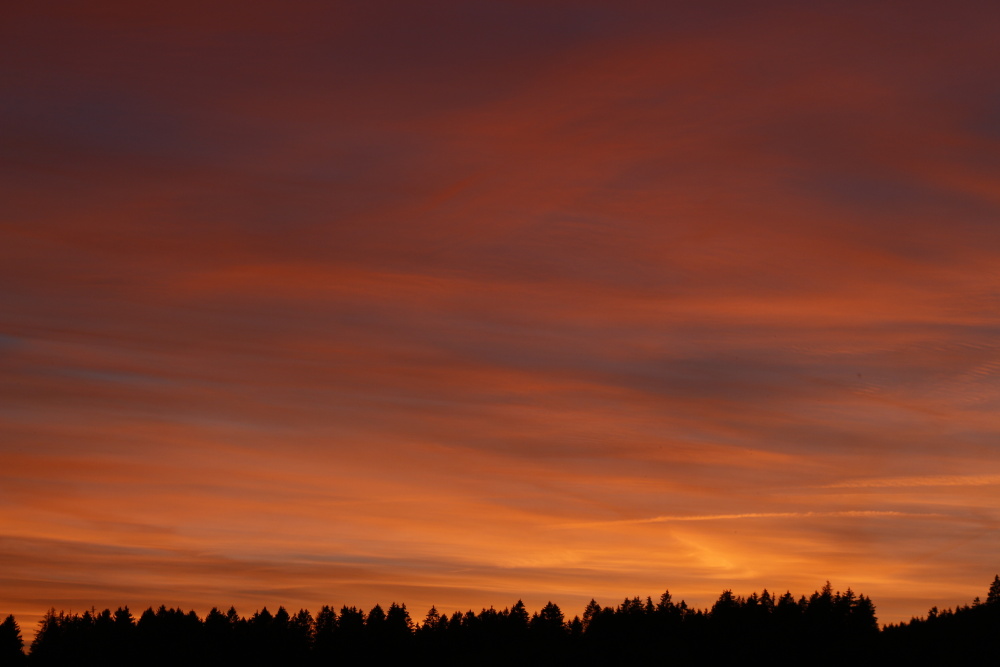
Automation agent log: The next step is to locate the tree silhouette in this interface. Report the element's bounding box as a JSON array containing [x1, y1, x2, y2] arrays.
[[421, 605, 441, 629], [530, 601, 565, 639], [987, 574, 1000, 605], [11, 578, 999, 664], [581, 599, 603, 633], [0, 614, 25, 664], [507, 599, 529, 633], [385, 602, 413, 637], [29, 609, 61, 664], [312, 605, 338, 660]]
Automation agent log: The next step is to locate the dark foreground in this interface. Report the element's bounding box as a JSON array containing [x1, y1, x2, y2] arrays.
[[3, 577, 999, 665]]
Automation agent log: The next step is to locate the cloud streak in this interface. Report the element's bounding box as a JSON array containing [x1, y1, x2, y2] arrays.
[[562, 510, 929, 528], [826, 475, 1000, 489]]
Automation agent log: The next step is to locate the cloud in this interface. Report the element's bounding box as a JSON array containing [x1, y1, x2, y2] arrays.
[[3, 0, 1000, 632], [826, 475, 1000, 489], [563, 510, 924, 527]]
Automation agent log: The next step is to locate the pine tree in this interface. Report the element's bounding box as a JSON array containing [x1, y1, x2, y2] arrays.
[[582, 599, 602, 632], [366, 603, 386, 627], [421, 605, 440, 629], [30, 609, 61, 660], [0, 615, 25, 664], [986, 575, 1000, 605], [531, 602, 565, 638], [385, 602, 413, 637], [313, 605, 338, 659], [507, 600, 529, 632]]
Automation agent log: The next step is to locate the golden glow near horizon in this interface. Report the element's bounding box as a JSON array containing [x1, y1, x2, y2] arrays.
[[2, 1, 1000, 633]]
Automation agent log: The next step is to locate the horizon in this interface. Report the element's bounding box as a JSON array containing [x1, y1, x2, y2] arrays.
[[8, 574, 997, 642], [3, 1, 1000, 633]]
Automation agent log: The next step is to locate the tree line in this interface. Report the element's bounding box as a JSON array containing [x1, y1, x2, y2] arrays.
[[2, 576, 997, 665]]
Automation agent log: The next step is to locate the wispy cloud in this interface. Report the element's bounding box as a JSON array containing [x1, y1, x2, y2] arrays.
[[826, 475, 1000, 489], [558, 510, 930, 529]]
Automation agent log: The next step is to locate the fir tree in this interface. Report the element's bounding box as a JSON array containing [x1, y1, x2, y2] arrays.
[[0, 615, 25, 664]]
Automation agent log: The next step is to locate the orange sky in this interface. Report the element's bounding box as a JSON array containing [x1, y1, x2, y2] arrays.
[[3, 1, 1000, 631]]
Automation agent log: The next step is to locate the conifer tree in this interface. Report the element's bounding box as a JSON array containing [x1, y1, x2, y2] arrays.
[[986, 575, 1000, 605], [582, 599, 602, 632], [385, 602, 413, 637], [508, 600, 529, 633], [0, 615, 25, 664], [421, 606, 441, 630], [30, 609, 61, 662]]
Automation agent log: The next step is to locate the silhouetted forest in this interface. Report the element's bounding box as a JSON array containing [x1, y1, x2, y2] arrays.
[[3, 577, 998, 665]]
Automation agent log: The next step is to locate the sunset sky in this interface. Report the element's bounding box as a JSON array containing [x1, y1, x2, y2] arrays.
[[3, 1, 1000, 630]]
